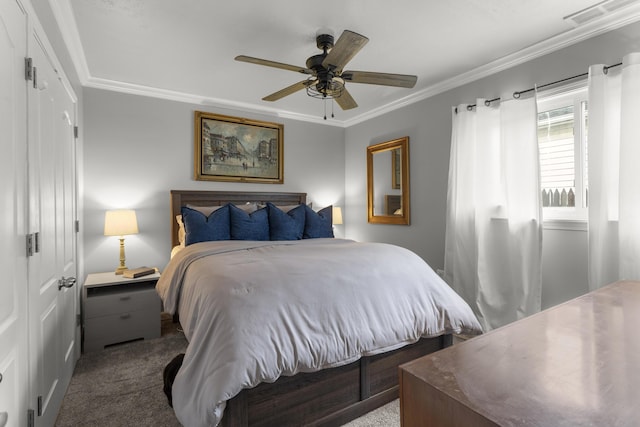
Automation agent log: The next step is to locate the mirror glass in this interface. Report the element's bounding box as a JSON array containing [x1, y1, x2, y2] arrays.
[[367, 136, 410, 225]]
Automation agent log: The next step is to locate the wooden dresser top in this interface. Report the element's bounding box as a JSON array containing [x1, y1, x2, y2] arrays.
[[401, 280, 640, 426]]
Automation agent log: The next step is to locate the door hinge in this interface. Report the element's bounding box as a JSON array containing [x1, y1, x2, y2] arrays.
[[24, 57, 37, 88], [74, 125, 78, 139], [25, 57, 33, 81], [75, 220, 80, 233], [37, 396, 43, 416], [76, 313, 81, 327], [26, 232, 40, 256], [27, 409, 34, 427], [26, 233, 34, 257]]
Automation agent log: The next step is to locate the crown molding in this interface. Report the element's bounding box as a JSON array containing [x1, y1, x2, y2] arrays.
[[84, 77, 345, 127], [48, 0, 90, 84], [50, 1, 640, 128]]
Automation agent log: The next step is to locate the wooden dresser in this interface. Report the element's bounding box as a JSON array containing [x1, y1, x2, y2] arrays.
[[399, 280, 640, 427]]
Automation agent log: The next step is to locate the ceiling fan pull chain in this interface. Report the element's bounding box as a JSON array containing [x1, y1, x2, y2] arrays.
[[324, 97, 327, 120]]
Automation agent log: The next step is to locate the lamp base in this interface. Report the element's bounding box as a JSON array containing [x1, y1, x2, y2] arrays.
[[115, 236, 128, 275]]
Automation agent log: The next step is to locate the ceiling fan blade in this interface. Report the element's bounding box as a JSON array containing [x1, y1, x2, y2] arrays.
[[322, 30, 369, 72], [235, 55, 313, 75], [342, 70, 417, 88], [262, 80, 313, 102], [334, 87, 358, 110]]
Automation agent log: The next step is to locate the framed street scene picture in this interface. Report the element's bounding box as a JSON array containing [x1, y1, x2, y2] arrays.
[[194, 111, 284, 183]]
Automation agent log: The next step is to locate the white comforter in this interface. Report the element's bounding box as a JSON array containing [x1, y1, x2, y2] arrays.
[[156, 238, 481, 427]]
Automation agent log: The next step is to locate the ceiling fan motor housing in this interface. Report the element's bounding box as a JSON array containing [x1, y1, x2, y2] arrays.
[[305, 54, 339, 96], [306, 54, 329, 72]]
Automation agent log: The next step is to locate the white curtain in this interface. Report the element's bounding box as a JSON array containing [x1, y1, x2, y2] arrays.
[[444, 97, 542, 331], [588, 52, 640, 290]]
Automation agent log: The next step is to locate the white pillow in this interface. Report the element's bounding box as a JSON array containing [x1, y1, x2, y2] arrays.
[[186, 204, 225, 216], [170, 245, 184, 258], [186, 202, 259, 216], [176, 215, 186, 246], [272, 204, 302, 213]]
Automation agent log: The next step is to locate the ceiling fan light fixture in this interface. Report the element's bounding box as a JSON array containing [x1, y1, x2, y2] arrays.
[[306, 76, 345, 100]]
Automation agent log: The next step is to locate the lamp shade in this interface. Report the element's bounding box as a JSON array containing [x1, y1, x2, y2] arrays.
[[332, 206, 343, 225], [104, 210, 139, 236]]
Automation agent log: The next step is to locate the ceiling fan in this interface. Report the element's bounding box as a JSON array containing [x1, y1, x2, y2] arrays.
[[235, 29, 417, 113]]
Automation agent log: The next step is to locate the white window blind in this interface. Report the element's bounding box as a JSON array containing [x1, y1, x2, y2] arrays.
[[537, 87, 588, 221]]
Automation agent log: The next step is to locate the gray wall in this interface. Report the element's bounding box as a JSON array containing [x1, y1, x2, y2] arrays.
[[344, 21, 640, 309], [82, 88, 345, 274]]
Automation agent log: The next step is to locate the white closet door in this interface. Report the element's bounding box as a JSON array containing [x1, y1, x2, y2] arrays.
[[0, 1, 29, 426], [27, 27, 78, 427]]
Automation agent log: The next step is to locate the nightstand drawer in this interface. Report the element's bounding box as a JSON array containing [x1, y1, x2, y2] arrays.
[[85, 285, 160, 318], [83, 308, 160, 352]]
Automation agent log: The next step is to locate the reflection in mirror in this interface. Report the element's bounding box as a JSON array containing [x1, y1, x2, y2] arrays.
[[367, 136, 410, 225]]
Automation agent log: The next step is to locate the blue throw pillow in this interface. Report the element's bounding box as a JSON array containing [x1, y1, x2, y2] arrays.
[[267, 202, 305, 240], [229, 203, 269, 241], [303, 205, 334, 239], [181, 205, 230, 245]]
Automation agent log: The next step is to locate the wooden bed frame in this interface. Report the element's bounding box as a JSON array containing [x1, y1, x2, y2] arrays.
[[169, 190, 453, 426]]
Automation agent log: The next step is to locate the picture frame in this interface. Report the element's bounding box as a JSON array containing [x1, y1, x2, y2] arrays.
[[194, 111, 284, 183]]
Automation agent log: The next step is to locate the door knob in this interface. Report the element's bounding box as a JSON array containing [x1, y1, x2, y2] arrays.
[[58, 276, 76, 290]]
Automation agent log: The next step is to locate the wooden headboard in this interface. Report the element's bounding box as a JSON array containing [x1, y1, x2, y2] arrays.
[[170, 190, 307, 247]]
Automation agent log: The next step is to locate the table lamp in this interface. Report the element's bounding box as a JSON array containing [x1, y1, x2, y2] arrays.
[[104, 209, 139, 274], [332, 206, 343, 225]]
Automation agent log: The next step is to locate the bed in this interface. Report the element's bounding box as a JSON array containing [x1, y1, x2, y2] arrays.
[[158, 190, 482, 427]]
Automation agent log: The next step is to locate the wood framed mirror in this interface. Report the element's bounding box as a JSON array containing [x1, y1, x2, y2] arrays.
[[367, 136, 410, 225]]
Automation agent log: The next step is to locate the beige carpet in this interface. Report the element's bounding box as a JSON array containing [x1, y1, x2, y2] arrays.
[[55, 331, 186, 426], [55, 320, 399, 426], [342, 399, 399, 427]]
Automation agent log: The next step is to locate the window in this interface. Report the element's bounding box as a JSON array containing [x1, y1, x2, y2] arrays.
[[537, 86, 588, 222]]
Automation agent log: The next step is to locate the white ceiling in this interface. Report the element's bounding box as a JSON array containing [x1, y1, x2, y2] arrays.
[[53, 0, 640, 126]]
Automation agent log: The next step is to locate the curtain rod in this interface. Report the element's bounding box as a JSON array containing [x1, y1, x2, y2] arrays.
[[455, 61, 623, 113], [513, 62, 622, 98]]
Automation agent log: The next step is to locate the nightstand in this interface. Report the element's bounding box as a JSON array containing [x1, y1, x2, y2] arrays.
[[82, 271, 162, 352]]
